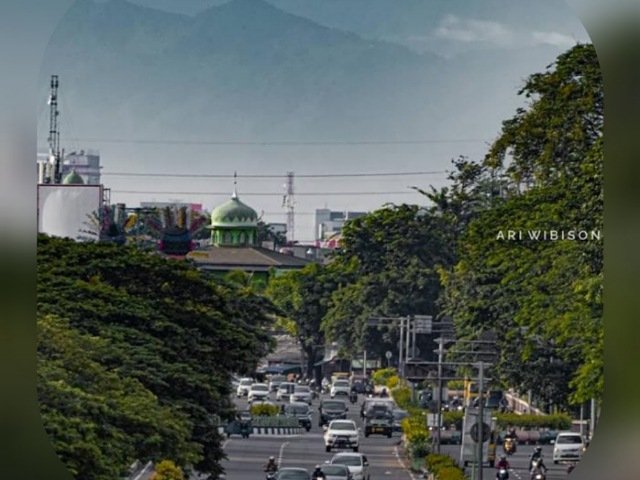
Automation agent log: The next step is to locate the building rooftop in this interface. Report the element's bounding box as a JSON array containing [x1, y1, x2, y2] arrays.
[[187, 246, 312, 271]]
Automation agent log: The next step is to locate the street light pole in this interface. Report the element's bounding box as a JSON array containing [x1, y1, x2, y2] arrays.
[[436, 336, 444, 453], [405, 315, 411, 367], [477, 361, 485, 480]]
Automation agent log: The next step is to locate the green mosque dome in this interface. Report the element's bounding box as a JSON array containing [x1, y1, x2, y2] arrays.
[[210, 193, 258, 228], [209, 190, 259, 247], [62, 169, 85, 185]]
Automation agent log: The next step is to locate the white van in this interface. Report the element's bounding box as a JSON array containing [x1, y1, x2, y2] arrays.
[[552, 432, 585, 464]]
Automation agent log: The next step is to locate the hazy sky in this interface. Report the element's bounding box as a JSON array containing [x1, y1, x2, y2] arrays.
[[38, 0, 591, 242]]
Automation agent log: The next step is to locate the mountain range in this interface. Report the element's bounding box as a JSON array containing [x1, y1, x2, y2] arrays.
[[38, 0, 587, 148]]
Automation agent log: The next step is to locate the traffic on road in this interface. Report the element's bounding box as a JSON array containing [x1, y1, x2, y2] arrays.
[[217, 374, 582, 480]]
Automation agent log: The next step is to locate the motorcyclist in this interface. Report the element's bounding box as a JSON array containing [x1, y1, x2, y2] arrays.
[[529, 447, 547, 478], [496, 455, 510, 479], [380, 387, 389, 398], [263, 456, 278, 474], [349, 385, 358, 403], [503, 428, 517, 454], [311, 465, 326, 479]]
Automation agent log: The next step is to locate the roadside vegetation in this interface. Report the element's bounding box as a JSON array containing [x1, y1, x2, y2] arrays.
[[267, 44, 603, 412], [37, 236, 275, 479]]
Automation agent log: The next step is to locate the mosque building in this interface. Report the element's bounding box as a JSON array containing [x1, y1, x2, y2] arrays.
[[186, 184, 312, 281]]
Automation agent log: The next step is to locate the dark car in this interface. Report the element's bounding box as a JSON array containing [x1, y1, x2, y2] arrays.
[[361, 399, 394, 420], [284, 402, 312, 431], [392, 408, 408, 432], [364, 412, 393, 438], [319, 399, 348, 427]]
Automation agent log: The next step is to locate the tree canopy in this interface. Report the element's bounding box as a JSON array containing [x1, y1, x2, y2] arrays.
[[439, 43, 603, 408], [37, 235, 275, 479]]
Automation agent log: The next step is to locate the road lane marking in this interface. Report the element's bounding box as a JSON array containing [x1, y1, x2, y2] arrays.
[[278, 441, 290, 467], [393, 445, 418, 480]]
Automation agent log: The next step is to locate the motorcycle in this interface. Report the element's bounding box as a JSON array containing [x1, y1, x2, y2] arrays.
[[503, 437, 516, 455], [496, 467, 509, 480], [530, 459, 546, 480], [349, 391, 358, 404], [264, 467, 278, 480]]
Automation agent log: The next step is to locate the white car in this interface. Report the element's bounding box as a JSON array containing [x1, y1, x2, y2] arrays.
[[236, 377, 253, 397], [330, 452, 370, 480], [553, 432, 585, 464], [268, 374, 287, 392], [247, 383, 270, 403], [277, 382, 296, 401], [330, 380, 351, 398], [324, 419, 359, 452], [290, 385, 312, 404]]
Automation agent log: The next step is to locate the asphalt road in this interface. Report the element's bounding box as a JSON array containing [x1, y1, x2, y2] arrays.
[[222, 391, 415, 479], [221, 391, 575, 480], [439, 442, 573, 480]]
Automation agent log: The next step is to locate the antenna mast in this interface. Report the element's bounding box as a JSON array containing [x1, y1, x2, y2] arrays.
[[284, 171, 295, 243], [47, 74, 62, 184]]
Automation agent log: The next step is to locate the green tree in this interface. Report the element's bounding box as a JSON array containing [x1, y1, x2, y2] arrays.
[[439, 44, 603, 408], [322, 204, 452, 359], [37, 235, 275, 478], [266, 263, 340, 379]]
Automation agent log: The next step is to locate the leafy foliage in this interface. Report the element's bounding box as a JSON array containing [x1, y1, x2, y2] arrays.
[[266, 263, 344, 378], [371, 368, 397, 386], [322, 204, 453, 359], [249, 404, 280, 417], [37, 235, 275, 478], [495, 413, 572, 430], [438, 44, 603, 409], [151, 460, 186, 480]]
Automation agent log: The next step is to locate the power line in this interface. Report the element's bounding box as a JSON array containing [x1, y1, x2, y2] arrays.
[[67, 137, 488, 146], [103, 170, 447, 178], [111, 190, 420, 196]]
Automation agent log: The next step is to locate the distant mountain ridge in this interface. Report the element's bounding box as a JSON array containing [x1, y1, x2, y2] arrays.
[[38, 0, 581, 152], [41, 0, 456, 143]]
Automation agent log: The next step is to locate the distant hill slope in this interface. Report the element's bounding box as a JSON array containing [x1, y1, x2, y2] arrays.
[[39, 0, 584, 147]]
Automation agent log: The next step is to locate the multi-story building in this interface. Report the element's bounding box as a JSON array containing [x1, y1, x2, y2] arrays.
[[314, 208, 367, 243], [140, 201, 203, 213], [37, 149, 102, 185]]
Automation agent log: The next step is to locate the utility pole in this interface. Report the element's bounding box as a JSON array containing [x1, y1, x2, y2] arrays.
[[412, 315, 417, 358], [405, 315, 411, 367], [476, 361, 485, 480], [399, 317, 405, 376], [363, 349, 367, 378]]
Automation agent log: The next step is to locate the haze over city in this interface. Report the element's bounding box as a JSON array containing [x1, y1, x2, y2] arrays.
[[37, 0, 590, 240]]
